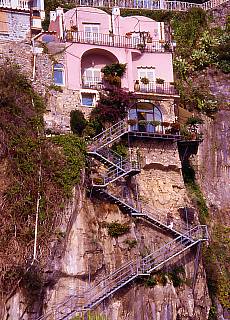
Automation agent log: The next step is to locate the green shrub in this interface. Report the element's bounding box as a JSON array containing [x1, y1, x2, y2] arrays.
[[101, 63, 126, 77], [72, 312, 108, 320], [218, 60, 230, 74], [125, 239, 138, 249], [49, 84, 63, 92], [168, 266, 185, 287], [208, 306, 217, 320], [191, 49, 212, 70], [70, 110, 87, 136], [186, 116, 204, 125], [107, 222, 130, 237], [145, 276, 157, 287], [111, 143, 128, 157]]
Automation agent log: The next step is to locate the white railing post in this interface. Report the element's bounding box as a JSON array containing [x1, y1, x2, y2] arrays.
[[11, 0, 17, 8]]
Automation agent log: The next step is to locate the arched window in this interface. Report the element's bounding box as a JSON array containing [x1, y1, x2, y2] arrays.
[[53, 63, 65, 86], [128, 103, 162, 133]]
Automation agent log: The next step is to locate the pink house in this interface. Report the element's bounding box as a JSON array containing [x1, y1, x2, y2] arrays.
[[47, 6, 179, 132]]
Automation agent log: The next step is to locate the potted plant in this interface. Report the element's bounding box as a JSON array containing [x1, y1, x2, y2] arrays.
[[171, 122, 180, 134], [186, 116, 204, 126], [156, 78, 165, 84], [103, 74, 121, 87], [164, 42, 171, 51], [125, 32, 132, 38], [140, 77, 149, 85], [127, 119, 138, 126], [138, 120, 148, 125], [146, 36, 153, 43], [137, 43, 145, 52], [70, 25, 78, 32], [150, 120, 161, 127], [66, 30, 73, 41], [134, 80, 140, 91], [161, 121, 170, 127]]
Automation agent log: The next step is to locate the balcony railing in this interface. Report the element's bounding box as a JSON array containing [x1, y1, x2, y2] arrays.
[[0, 0, 29, 10], [81, 77, 178, 96], [73, 0, 229, 12], [135, 81, 178, 95], [81, 77, 104, 89], [66, 31, 170, 52]]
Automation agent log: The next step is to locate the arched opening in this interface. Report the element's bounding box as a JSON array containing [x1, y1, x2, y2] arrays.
[[81, 48, 119, 88], [129, 102, 163, 133]]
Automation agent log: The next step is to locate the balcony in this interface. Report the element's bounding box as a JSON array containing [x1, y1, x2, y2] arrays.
[[0, 0, 30, 10], [81, 77, 105, 90], [134, 81, 178, 96], [66, 31, 171, 53]]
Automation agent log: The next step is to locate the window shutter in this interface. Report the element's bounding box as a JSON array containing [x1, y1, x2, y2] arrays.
[[0, 12, 9, 34]]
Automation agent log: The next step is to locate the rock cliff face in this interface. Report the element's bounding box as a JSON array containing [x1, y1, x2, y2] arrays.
[[198, 110, 230, 213], [4, 139, 211, 320]]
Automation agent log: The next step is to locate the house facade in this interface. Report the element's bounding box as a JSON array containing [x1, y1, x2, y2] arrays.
[[0, 0, 44, 40], [46, 6, 179, 133]]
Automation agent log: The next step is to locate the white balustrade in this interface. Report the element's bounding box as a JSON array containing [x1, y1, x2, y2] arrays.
[[74, 0, 229, 11], [0, 0, 30, 10]]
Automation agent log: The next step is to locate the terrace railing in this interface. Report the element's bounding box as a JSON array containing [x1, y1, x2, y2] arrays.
[[136, 81, 178, 95], [66, 31, 170, 52], [73, 0, 229, 11], [0, 0, 29, 9], [81, 76, 104, 89]]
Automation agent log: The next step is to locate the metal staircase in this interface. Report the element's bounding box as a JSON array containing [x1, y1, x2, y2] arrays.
[[35, 122, 208, 320], [93, 188, 193, 239], [88, 120, 128, 151], [37, 225, 208, 320], [88, 121, 194, 239]]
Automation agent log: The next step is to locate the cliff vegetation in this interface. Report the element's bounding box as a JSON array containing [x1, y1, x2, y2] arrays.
[[0, 64, 86, 307]]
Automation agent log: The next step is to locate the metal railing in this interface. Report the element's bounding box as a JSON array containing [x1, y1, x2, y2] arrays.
[[66, 31, 170, 52], [73, 0, 229, 11], [135, 81, 178, 95], [95, 189, 194, 238], [88, 119, 128, 151], [36, 225, 208, 320], [92, 159, 140, 186]]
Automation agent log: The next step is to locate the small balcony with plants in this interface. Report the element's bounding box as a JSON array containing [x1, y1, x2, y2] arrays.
[[134, 78, 178, 96], [127, 119, 181, 139]]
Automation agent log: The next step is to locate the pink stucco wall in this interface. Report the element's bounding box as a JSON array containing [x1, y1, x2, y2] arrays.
[[50, 7, 174, 91], [63, 7, 164, 40]]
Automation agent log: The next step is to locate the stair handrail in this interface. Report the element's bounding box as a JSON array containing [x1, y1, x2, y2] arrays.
[[88, 120, 128, 150], [140, 205, 193, 234], [35, 225, 208, 320]]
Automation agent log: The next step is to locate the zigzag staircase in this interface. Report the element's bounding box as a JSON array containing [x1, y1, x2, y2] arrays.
[[88, 120, 194, 239], [36, 121, 208, 320], [37, 225, 208, 320]]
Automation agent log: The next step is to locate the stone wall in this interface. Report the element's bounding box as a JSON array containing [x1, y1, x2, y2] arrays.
[[0, 9, 30, 41]]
